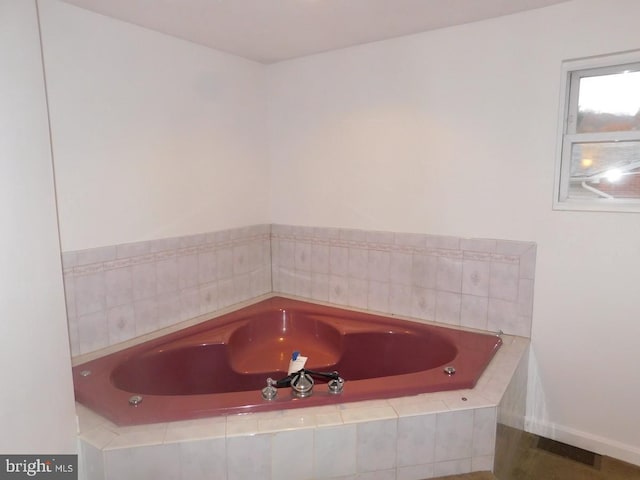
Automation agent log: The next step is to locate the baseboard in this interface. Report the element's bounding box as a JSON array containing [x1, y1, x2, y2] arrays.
[[525, 418, 640, 467]]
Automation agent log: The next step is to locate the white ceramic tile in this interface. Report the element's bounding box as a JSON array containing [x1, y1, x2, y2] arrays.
[[411, 287, 436, 320], [388, 397, 449, 417], [435, 291, 461, 325], [164, 418, 226, 443], [412, 254, 437, 289], [389, 283, 412, 317], [105, 443, 180, 480], [234, 273, 253, 303], [212, 247, 231, 281], [367, 280, 389, 312], [104, 423, 168, 450], [339, 400, 391, 411], [368, 249, 390, 282], [397, 463, 435, 480], [390, 232, 420, 248], [226, 433, 271, 480], [134, 297, 159, 335], [472, 407, 497, 457], [179, 286, 201, 320], [315, 411, 344, 427], [314, 424, 357, 478], [104, 267, 133, 308], [426, 235, 461, 250], [277, 267, 296, 296], [329, 245, 349, 276], [277, 240, 295, 269], [156, 257, 179, 296], [295, 271, 313, 298], [311, 243, 330, 274], [329, 275, 349, 305], [340, 406, 397, 424], [67, 314, 80, 356], [233, 244, 251, 275], [461, 259, 490, 297], [149, 236, 181, 253], [116, 241, 150, 259], [62, 251, 78, 268], [460, 238, 497, 253], [294, 241, 312, 273], [76, 403, 108, 433], [460, 294, 488, 331], [80, 425, 118, 450], [441, 391, 494, 411], [178, 438, 226, 480], [131, 263, 157, 301], [348, 248, 368, 280], [397, 413, 436, 466], [356, 419, 397, 473], [156, 291, 181, 328], [77, 246, 117, 266], [347, 278, 368, 309], [517, 278, 534, 316], [495, 240, 533, 256], [472, 454, 494, 472], [63, 276, 77, 317], [75, 272, 106, 316], [487, 298, 520, 336], [258, 413, 316, 433], [79, 438, 106, 480], [272, 429, 314, 480], [434, 410, 473, 462], [107, 304, 136, 344], [311, 272, 330, 302], [390, 251, 412, 286], [199, 282, 218, 315], [226, 416, 259, 437], [366, 230, 394, 245], [436, 257, 462, 293], [341, 228, 367, 242], [433, 458, 471, 477], [488, 262, 519, 302], [78, 310, 109, 354], [519, 246, 537, 280], [179, 233, 205, 248], [356, 469, 396, 480], [177, 254, 199, 290], [197, 250, 217, 284]]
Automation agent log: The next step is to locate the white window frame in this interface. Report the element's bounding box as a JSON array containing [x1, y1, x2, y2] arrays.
[[553, 50, 640, 213]]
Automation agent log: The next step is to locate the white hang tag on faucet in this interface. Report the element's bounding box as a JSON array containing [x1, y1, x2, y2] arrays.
[[288, 351, 308, 375]]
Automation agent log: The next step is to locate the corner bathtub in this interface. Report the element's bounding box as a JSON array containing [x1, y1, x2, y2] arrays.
[[73, 297, 502, 426]]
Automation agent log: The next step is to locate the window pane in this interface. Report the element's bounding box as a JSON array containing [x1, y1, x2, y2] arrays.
[[577, 70, 640, 133], [568, 141, 640, 199]]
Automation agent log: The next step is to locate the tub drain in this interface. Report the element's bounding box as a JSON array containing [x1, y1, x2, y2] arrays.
[[443, 366, 456, 375], [128, 395, 143, 406]]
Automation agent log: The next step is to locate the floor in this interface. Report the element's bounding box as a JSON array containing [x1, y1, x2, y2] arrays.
[[435, 424, 640, 480]]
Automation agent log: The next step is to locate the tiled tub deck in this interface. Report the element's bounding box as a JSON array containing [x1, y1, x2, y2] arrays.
[[76, 325, 528, 480]]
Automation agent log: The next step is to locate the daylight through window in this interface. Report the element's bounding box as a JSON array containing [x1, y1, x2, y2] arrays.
[[555, 52, 640, 211]]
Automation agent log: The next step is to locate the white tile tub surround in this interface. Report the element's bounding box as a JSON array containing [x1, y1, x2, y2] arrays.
[[63, 225, 272, 356], [271, 225, 536, 338], [64, 224, 536, 356], [76, 334, 528, 480]]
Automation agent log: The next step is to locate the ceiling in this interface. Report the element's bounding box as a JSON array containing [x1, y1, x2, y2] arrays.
[[60, 0, 571, 64]]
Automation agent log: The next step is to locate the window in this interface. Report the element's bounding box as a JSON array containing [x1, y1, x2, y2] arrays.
[[554, 51, 640, 212]]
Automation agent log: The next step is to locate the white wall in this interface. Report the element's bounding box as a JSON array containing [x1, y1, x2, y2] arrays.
[[38, 0, 270, 252], [0, 0, 77, 453], [267, 0, 640, 465], [27, 0, 640, 465]]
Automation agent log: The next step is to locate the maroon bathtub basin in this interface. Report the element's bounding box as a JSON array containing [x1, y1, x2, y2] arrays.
[[73, 297, 501, 425]]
